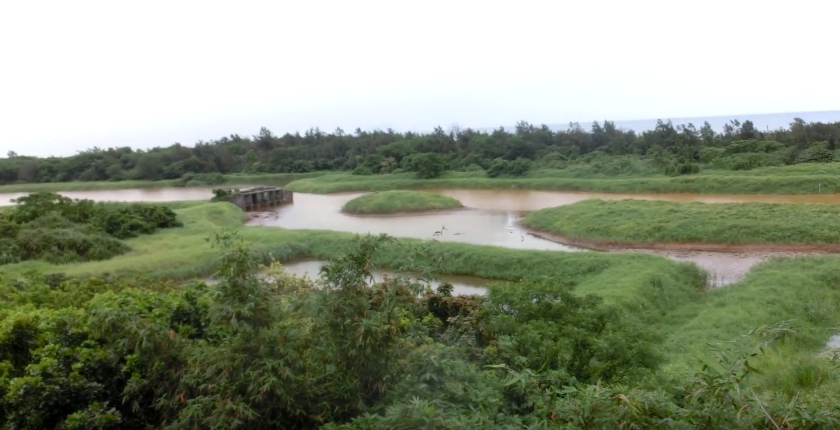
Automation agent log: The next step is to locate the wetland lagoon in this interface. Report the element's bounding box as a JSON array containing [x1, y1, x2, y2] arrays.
[[5, 184, 840, 428], [6, 187, 839, 285]]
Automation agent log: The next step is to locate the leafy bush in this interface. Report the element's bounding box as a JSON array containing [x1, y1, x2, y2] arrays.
[[723, 140, 786, 155], [1, 235, 838, 429], [485, 157, 532, 177], [698, 147, 724, 162], [0, 192, 181, 265], [795, 147, 835, 164], [403, 152, 445, 179], [664, 159, 699, 176], [712, 152, 787, 170]]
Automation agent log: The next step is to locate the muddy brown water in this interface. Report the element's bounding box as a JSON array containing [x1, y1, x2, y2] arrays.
[[201, 260, 489, 295], [280, 260, 488, 295], [4, 187, 840, 285], [0, 187, 226, 206]]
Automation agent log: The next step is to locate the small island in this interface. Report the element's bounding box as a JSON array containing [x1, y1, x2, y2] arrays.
[[341, 190, 463, 215]]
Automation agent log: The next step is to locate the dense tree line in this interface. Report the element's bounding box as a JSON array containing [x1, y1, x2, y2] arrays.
[[2, 118, 839, 184], [0, 234, 836, 429], [0, 192, 181, 265]]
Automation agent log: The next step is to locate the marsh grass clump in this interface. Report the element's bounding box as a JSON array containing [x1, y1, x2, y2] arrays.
[[522, 199, 840, 245], [341, 190, 463, 215]]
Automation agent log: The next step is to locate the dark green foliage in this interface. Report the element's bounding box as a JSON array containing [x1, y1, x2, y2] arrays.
[[723, 139, 786, 155], [403, 152, 445, 179], [664, 158, 699, 176], [210, 188, 237, 201], [485, 157, 532, 177], [5, 118, 840, 185], [0, 192, 181, 265], [0, 235, 839, 429], [795, 146, 835, 164]]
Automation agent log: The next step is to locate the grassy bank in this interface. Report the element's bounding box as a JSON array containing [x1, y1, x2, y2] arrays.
[[341, 190, 463, 214], [522, 199, 840, 246], [658, 256, 840, 396], [0, 172, 327, 193], [285, 165, 840, 195]]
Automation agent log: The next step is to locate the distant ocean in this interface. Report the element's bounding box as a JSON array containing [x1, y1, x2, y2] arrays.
[[486, 110, 840, 134]]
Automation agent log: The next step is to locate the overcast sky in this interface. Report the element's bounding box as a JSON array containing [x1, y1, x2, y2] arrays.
[[1, 0, 837, 157]]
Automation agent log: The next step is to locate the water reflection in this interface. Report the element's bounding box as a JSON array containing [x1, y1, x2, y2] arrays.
[[281, 260, 488, 295], [200, 260, 489, 296], [0, 187, 221, 206], [251, 192, 580, 251]]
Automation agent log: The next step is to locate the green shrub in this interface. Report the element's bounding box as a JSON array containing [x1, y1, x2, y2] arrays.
[[723, 140, 786, 155], [795, 147, 835, 164], [711, 152, 786, 170], [0, 193, 181, 265], [664, 159, 699, 176], [485, 157, 532, 177]]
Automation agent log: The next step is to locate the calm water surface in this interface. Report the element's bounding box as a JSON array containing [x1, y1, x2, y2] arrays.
[[0, 187, 220, 206]]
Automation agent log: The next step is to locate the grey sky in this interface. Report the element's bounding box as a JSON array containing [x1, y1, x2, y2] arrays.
[[1, 0, 837, 157]]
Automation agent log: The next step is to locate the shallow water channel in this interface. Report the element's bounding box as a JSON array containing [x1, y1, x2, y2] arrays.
[[4, 187, 839, 285], [201, 260, 489, 295]]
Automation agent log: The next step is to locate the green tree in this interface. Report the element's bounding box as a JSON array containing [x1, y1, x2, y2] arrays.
[[404, 153, 444, 179]]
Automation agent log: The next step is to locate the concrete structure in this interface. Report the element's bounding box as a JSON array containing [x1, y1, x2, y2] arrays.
[[223, 187, 293, 211]]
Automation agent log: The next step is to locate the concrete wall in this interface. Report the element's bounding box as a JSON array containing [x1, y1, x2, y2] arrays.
[[222, 187, 293, 211]]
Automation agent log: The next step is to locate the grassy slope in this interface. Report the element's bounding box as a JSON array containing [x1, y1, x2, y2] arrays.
[[286, 164, 840, 195], [522, 199, 840, 245], [658, 256, 840, 396], [341, 190, 463, 214], [0, 172, 326, 193]]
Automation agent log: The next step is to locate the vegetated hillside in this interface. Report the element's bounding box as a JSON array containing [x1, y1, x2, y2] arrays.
[[341, 190, 463, 214], [522, 199, 840, 246], [0, 192, 181, 265], [1, 231, 839, 429], [2, 117, 839, 188]]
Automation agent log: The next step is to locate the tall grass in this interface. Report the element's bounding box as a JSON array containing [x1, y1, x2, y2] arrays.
[[0, 172, 326, 193], [341, 190, 463, 214], [522, 199, 840, 245], [656, 256, 840, 396]]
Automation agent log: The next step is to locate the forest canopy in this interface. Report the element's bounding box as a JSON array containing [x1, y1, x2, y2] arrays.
[[2, 118, 838, 184]]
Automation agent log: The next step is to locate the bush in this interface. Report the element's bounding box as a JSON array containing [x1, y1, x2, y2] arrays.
[[723, 140, 786, 155], [403, 153, 445, 179], [795, 147, 835, 164], [485, 157, 532, 177], [697, 147, 724, 163], [664, 159, 699, 176], [711, 152, 786, 170], [0, 192, 181, 265]]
